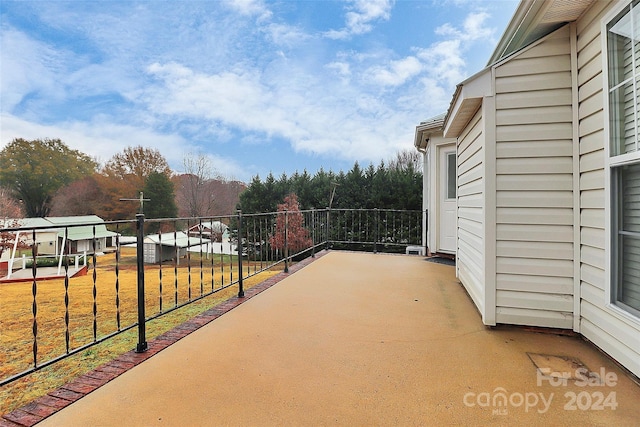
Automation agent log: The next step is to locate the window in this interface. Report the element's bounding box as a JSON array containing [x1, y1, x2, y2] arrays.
[[607, 0, 640, 316], [446, 152, 456, 200]]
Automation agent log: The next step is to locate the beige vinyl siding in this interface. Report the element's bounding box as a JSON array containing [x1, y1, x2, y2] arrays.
[[493, 25, 574, 328], [576, 0, 640, 378], [457, 109, 485, 313]]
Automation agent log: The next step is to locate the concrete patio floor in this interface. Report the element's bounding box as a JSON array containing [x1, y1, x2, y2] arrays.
[[18, 251, 640, 425]]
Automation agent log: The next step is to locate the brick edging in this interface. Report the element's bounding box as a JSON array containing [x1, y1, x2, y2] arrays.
[[1, 251, 327, 427]]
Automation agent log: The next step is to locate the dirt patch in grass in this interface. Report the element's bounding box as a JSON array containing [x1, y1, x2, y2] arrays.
[[0, 248, 283, 415]]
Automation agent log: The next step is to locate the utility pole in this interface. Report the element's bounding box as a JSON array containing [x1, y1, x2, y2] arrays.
[[329, 182, 339, 209], [120, 192, 150, 214]]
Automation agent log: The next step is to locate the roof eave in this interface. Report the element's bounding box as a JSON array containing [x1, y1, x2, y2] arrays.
[[413, 115, 446, 151], [488, 0, 595, 65], [443, 68, 492, 138]]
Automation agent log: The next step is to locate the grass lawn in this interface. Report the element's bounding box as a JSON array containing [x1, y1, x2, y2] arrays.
[[0, 247, 283, 415]]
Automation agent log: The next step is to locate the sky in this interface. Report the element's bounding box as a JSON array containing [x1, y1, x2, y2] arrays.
[[0, 0, 519, 182]]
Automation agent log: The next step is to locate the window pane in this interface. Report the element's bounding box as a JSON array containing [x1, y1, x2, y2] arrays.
[[622, 163, 640, 233], [635, 2, 640, 76], [637, 77, 640, 141], [609, 80, 636, 155], [620, 234, 640, 312], [447, 153, 456, 199], [608, 5, 634, 87], [615, 162, 640, 313]]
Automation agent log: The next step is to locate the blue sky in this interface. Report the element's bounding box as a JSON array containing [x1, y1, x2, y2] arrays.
[[0, 0, 518, 182]]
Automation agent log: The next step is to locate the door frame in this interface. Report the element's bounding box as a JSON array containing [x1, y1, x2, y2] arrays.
[[433, 143, 457, 254]]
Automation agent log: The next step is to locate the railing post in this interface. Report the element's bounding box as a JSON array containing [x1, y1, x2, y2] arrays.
[[284, 209, 289, 273], [237, 210, 244, 298], [311, 208, 315, 258], [135, 214, 147, 353], [325, 207, 331, 250], [424, 208, 429, 256], [373, 208, 378, 254]]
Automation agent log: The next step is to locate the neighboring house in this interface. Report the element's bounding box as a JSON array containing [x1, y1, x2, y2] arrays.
[[187, 221, 230, 243], [46, 215, 118, 256], [143, 231, 211, 264], [416, 0, 640, 379], [0, 218, 51, 267], [0, 215, 116, 259]]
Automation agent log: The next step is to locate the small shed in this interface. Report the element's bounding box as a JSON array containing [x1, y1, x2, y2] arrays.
[[143, 231, 211, 264]]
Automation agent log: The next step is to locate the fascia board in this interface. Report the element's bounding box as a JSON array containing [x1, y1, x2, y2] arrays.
[[443, 68, 492, 138]]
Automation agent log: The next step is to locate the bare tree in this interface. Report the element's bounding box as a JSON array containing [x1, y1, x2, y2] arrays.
[[0, 188, 26, 259], [178, 153, 218, 217], [50, 175, 104, 216], [388, 148, 422, 173], [0, 186, 23, 219]]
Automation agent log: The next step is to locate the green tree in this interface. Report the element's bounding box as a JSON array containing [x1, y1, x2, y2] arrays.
[[143, 172, 178, 219], [236, 150, 423, 215], [0, 138, 97, 217], [143, 172, 178, 234]]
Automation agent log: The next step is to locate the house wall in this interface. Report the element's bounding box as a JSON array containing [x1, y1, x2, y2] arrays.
[[576, 0, 640, 378], [76, 238, 106, 254], [457, 109, 486, 316], [35, 231, 59, 255], [492, 26, 576, 328]]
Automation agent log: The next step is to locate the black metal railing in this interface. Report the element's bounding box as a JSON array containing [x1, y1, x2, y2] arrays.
[[0, 208, 425, 386]]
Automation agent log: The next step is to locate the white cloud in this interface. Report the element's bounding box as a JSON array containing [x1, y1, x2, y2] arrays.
[[144, 62, 304, 139], [1, 2, 513, 180], [223, 0, 272, 21], [367, 56, 423, 87], [0, 113, 187, 170], [141, 59, 415, 164], [415, 40, 466, 87], [0, 27, 67, 112], [326, 61, 351, 75], [324, 0, 395, 40], [435, 11, 494, 42], [264, 23, 311, 47]]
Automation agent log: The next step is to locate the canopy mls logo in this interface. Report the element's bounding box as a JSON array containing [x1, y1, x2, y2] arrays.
[[463, 366, 619, 416], [463, 388, 554, 415]]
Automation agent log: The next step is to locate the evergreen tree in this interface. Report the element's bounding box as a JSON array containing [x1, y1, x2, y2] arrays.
[[143, 171, 178, 233], [236, 150, 423, 214]]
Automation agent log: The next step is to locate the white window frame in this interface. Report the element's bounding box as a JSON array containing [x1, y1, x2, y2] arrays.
[[603, 0, 640, 321]]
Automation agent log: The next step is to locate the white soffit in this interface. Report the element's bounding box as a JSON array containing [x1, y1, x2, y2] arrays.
[[443, 68, 491, 139], [488, 0, 595, 65]]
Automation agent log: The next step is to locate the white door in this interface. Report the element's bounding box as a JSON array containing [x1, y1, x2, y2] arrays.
[[438, 148, 456, 253]]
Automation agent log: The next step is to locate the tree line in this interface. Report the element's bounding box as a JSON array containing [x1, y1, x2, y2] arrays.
[[0, 138, 422, 226], [237, 151, 423, 214], [0, 138, 243, 224]]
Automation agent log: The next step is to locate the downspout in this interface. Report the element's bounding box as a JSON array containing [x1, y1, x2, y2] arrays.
[[416, 140, 428, 254]]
